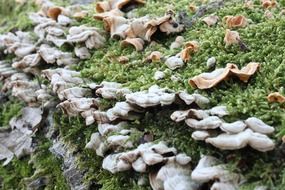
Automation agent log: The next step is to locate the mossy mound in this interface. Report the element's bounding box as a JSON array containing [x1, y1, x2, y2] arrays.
[[1, 0, 285, 190]]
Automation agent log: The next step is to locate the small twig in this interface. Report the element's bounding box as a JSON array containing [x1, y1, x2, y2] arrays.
[[238, 40, 250, 52]]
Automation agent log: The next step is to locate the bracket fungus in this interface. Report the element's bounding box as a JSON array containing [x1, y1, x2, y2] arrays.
[[60, 87, 91, 100], [106, 101, 143, 121], [101, 141, 190, 174], [149, 161, 198, 190], [39, 44, 78, 66], [42, 68, 84, 98], [95, 81, 131, 99], [191, 155, 241, 189], [74, 46, 91, 60], [1, 31, 36, 58], [171, 105, 275, 152], [189, 62, 260, 89], [191, 131, 211, 141], [58, 98, 100, 117], [67, 26, 105, 49], [245, 117, 275, 134], [205, 128, 275, 152], [10, 79, 46, 106], [9, 107, 43, 134], [125, 85, 175, 108], [12, 53, 42, 72], [86, 122, 136, 157]]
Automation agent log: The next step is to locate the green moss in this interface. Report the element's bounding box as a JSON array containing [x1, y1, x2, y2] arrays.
[[0, 0, 37, 33], [0, 157, 34, 189], [0, 133, 68, 189], [77, 0, 285, 189], [0, 98, 23, 127], [30, 136, 69, 190]]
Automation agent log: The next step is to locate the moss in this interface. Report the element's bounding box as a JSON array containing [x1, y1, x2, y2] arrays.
[[0, 132, 69, 189], [0, 98, 23, 127], [29, 136, 69, 190], [0, 0, 37, 33], [77, 0, 285, 188], [0, 157, 34, 189]]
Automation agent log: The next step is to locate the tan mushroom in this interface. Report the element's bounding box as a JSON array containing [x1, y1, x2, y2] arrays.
[[147, 51, 162, 62], [267, 92, 285, 103], [202, 15, 219, 27], [230, 62, 260, 82], [170, 36, 185, 49], [94, 9, 125, 20], [244, 0, 254, 9], [261, 0, 277, 9], [180, 41, 199, 62], [96, 0, 145, 13], [145, 10, 183, 41], [224, 15, 248, 28], [224, 29, 240, 46], [47, 7, 62, 20], [121, 38, 144, 51], [189, 62, 260, 89], [96, 0, 112, 13], [116, 0, 145, 11], [124, 16, 149, 39], [188, 3, 197, 12], [103, 16, 129, 39]]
